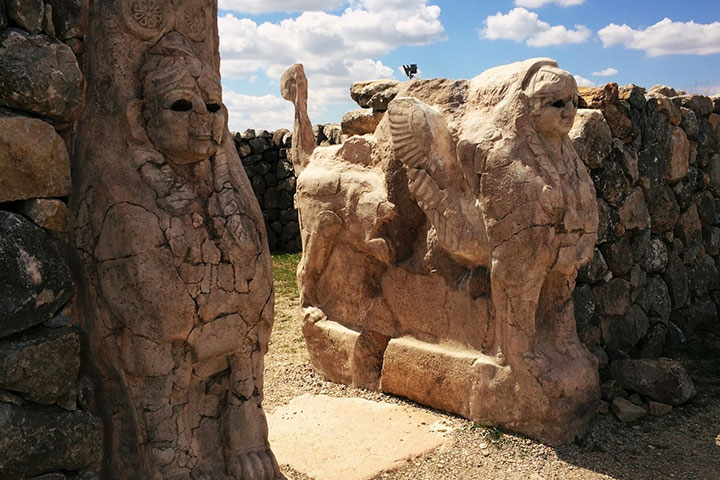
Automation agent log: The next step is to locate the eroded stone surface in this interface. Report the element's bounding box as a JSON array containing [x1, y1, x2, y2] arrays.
[[267, 394, 453, 480], [71, 5, 281, 479], [610, 358, 696, 405], [0, 29, 83, 122], [282, 58, 600, 444], [0, 116, 71, 203], [0, 211, 74, 339]]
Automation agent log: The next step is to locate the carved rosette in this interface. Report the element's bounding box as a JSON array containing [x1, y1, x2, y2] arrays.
[[121, 0, 173, 40], [180, 6, 209, 43]]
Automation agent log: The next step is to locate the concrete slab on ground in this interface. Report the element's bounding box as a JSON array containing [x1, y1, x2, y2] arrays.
[[267, 394, 454, 480]]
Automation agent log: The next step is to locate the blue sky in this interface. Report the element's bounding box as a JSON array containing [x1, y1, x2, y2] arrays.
[[217, 0, 720, 132]]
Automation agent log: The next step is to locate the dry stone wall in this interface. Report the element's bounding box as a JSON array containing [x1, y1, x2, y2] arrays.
[[234, 125, 342, 252], [0, 1, 103, 478], [570, 84, 720, 415]]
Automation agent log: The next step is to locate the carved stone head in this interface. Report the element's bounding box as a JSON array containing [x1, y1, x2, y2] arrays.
[[525, 65, 578, 140], [128, 32, 227, 164]]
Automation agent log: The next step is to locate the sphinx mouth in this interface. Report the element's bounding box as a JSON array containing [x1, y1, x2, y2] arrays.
[[191, 133, 212, 140]]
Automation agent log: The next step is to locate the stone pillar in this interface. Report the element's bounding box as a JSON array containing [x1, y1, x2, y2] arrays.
[[71, 1, 282, 478]]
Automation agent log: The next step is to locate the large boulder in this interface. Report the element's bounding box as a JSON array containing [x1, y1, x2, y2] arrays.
[[350, 79, 399, 111], [0, 402, 101, 477], [0, 211, 74, 338], [569, 109, 612, 169], [578, 83, 633, 140], [342, 108, 384, 136], [0, 28, 83, 122], [609, 358, 696, 405], [0, 116, 72, 203], [0, 327, 79, 405]]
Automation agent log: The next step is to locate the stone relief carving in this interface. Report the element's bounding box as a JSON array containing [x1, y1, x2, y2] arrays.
[[282, 58, 600, 444], [72, 5, 283, 478]]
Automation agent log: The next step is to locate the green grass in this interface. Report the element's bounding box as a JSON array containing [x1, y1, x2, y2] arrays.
[[272, 252, 301, 298]]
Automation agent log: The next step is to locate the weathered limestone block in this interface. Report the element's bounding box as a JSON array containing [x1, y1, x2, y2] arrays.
[[342, 108, 384, 136], [0, 211, 74, 339], [6, 0, 44, 33], [283, 58, 600, 444], [569, 109, 612, 169], [0, 116, 71, 203], [0, 29, 83, 122], [71, 4, 282, 479], [350, 79, 399, 111], [609, 358, 696, 405], [0, 326, 79, 405], [0, 402, 101, 477], [578, 83, 633, 140]]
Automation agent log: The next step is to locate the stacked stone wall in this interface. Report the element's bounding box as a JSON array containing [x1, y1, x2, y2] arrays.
[[569, 85, 720, 382], [234, 124, 342, 252], [0, 1, 102, 478]]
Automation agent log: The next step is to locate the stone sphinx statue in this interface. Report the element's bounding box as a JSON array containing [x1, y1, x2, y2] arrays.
[[282, 58, 600, 444], [71, 3, 282, 478]]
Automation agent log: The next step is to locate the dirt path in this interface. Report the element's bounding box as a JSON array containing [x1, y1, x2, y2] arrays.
[[264, 270, 720, 480]]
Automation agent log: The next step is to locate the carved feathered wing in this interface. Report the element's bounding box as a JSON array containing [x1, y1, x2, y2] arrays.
[[387, 97, 489, 267]]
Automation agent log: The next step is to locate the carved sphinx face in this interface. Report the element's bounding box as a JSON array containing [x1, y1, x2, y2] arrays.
[[528, 67, 578, 140], [143, 68, 227, 165]]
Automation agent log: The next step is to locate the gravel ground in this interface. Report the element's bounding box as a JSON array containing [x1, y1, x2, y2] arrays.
[[264, 258, 720, 480]]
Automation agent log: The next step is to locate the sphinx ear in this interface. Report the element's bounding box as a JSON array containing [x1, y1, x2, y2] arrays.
[[126, 99, 149, 143]]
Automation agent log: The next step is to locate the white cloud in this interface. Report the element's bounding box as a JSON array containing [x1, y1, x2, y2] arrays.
[[481, 8, 590, 47], [599, 18, 720, 56], [224, 92, 295, 132], [219, 1, 444, 127], [573, 74, 595, 87], [592, 67, 618, 76], [218, 0, 346, 14], [514, 0, 584, 7]]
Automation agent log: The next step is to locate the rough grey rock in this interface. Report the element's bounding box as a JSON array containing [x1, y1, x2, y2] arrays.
[[674, 94, 714, 117], [6, 0, 44, 33], [648, 185, 680, 233], [599, 236, 633, 276], [663, 254, 689, 308], [695, 191, 716, 227], [0, 327, 79, 405], [611, 139, 639, 184], [639, 236, 668, 273], [609, 358, 696, 405], [647, 85, 677, 97], [593, 278, 631, 317], [680, 107, 699, 139], [600, 379, 628, 402], [611, 397, 647, 423], [675, 204, 702, 257], [46, 0, 89, 39], [572, 283, 595, 328], [707, 154, 720, 196], [592, 160, 629, 207], [687, 254, 718, 298], [617, 188, 650, 230], [639, 275, 671, 321], [0, 211, 74, 338], [638, 143, 668, 197], [703, 225, 720, 257], [569, 109, 612, 170], [0, 28, 83, 122], [597, 198, 623, 243], [0, 116, 72, 203], [636, 321, 668, 359], [601, 305, 649, 356], [350, 79, 399, 111], [0, 402, 101, 477], [577, 247, 609, 284]]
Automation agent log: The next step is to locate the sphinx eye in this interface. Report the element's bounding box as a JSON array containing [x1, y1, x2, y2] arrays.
[[206, 103, 221, 113], [551, 99, 565, 108], [170, 99, 193, 111]]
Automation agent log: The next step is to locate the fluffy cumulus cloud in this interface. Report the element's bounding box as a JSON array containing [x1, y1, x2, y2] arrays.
[[482, 8, 590, 47], [599, 18, 720, 56], [219, 0, 445, 129], [514, 0, 584, 7], [218, 0, 346, 14], [592, 67, 618, 76]]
